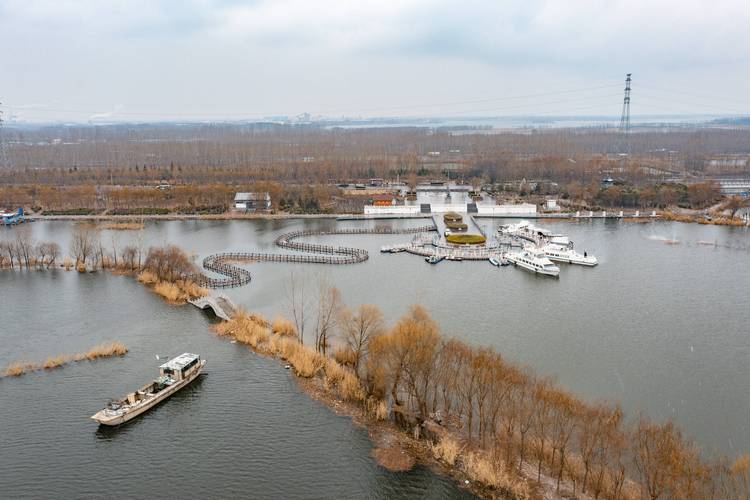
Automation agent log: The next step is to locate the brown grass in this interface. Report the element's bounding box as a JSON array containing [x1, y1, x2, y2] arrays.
[[3, 362, 39, 377], [62, 256, 73, 271], [75, 261, 87, 273], [271, 316, 297, 337], [432, 436, 463, 466], [338, 369, 365, 401], [333, 345, 357, 367], [43, 355, 70, 369], [137, 270, 158, 284], [462, 451, 529, 497], [732, 454, 750, 475], [153, 281, 187, 303], [140, 275, 207, 304], [288, 345, 326, 378], [99, 222, 145, 230], [177, 279, 209, 299], [3, 342, 128, 378]]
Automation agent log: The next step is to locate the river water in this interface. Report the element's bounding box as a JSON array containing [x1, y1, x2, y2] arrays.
[[2, 218, 750, 497]]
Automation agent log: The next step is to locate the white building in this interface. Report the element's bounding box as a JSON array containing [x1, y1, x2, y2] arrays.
[[234, 192, 271, 212]]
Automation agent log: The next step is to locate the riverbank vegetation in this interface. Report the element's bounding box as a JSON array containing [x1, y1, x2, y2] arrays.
[[2, 342, 128, 378], [210, 269, 750, 499], [0, 226, 208, 304]]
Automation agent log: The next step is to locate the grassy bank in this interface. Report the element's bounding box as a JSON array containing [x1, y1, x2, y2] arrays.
[[661, 210, 749, 226], [3, 342, 128, 378], [212, 306, 750, 499], [137, 270, 208, 305]]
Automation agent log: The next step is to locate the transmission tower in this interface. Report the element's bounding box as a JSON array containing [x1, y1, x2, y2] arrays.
[[619, 73, 632, 134], [0, 102, 8, 169]]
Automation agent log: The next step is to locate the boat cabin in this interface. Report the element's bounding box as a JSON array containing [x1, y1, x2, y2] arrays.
[[159, 353, 202, 381]]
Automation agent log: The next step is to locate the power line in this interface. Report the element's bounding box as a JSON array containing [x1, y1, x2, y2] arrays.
[[5, 83, 625, 120]]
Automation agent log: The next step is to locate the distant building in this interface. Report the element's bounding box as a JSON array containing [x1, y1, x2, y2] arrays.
[[545, 199, 558, 210], [369, 194, 396, 206], [234, 192, 271, 212]]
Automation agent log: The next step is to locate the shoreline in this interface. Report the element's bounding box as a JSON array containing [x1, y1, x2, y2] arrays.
[[20, 211, 747, 227]]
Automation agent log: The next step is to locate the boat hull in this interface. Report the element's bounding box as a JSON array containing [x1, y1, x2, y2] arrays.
[[91, 361, 205, 426], [508, 257, 560, 277]]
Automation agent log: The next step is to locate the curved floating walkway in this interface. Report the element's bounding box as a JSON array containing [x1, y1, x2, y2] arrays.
[[195, 225, 436, 289]]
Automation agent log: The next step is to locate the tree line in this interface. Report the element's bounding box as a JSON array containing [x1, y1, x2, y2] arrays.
[[284, 273, 750, 498]]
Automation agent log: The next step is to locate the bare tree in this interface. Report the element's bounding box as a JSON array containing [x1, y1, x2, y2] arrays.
[[340, 303, 385, 377], [285, 269, 310, 345], [313, 275, 342, 355], [70, 225, 96, 267], [14, 229, 35, 268]]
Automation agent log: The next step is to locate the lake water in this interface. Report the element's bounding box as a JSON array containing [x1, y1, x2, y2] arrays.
[[2, 218, 750, 497]]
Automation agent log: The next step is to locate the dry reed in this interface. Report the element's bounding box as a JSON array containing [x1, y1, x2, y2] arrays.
[[271, 316, 297, 337], [432, 436, 462, 466], [462, 452, 528, 497], [3, 342, 128, 378], [333, 345, 357, 367], [99, 222, 145, 231], [153, 281, 187, 303], [137, 270, 158, 284], [3, 362, 38, 377]]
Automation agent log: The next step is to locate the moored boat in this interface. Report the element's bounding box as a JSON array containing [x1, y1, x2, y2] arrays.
[[425, 255, 444, 264], [506, 249, 560, 277], [541, 237, 598, 266], [90, 353, 205, 426]]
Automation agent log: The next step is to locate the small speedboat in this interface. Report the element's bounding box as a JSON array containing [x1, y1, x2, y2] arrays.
[[489, 257, 500, 267], [425, 255, 444, 264]]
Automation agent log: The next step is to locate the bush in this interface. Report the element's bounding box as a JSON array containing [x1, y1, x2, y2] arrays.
[[445, 234, 486, 245]]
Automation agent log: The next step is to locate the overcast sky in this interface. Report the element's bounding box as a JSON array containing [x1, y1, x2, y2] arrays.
[[2, 0, 749, 122]]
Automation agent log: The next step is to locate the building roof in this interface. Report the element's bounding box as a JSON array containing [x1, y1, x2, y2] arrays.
[[235, 192, 270, 202]]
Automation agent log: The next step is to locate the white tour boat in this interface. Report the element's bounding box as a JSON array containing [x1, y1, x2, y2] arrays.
[[506, 249, 560, 276], [498, 220, 558, 243], [90, 353, 205, 426], [541, 237, 598, 266]]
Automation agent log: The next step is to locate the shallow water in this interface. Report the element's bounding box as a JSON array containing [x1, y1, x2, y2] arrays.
[[2, 218, 750, 497]]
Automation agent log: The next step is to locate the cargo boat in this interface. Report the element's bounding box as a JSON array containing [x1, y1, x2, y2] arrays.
[[90, 353, 205, 426]]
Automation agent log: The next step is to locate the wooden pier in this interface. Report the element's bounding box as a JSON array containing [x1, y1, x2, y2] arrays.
[[194, 225, 437, 288]]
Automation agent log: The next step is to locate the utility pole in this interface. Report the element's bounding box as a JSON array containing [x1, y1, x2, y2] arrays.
[[618, 74, 632, 153]]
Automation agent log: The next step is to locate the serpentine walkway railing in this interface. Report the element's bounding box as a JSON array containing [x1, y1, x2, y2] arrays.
[[195, 225, 436, 289]]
